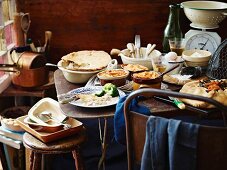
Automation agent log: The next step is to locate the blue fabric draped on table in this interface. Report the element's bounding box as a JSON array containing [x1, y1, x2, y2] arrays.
[[114, 95, 151, 144], [141, 116, 199, 170]]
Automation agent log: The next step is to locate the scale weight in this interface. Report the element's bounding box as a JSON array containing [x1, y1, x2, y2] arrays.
[[185, 29, 221, 54]]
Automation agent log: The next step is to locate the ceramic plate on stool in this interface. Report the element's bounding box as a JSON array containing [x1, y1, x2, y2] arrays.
[[28, 98, 67, 125]]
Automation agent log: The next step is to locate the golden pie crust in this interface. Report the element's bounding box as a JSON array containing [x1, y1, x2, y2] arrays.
[[179, 79, 227, 108], [61, 50, 111, 71], [97, 69, 129, 78], [121, 64, 149, 72], [133, 71, 159, 79]]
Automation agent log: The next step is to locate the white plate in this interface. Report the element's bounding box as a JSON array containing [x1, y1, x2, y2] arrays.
[[68, 86, 125, 108]]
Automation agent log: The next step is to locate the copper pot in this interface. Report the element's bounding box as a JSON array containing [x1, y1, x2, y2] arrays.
[[10, 52, 48, 87]]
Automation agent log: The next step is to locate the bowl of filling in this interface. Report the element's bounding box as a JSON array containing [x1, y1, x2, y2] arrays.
[[0, 106, 30, 132], [132, 71, 162, 90], [97, 69, 129, 87], [58, 50, 112, 84]]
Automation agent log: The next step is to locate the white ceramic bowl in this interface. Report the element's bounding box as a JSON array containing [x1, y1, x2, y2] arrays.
[[119, 47, 162, 70], [184, 60, 209, 67], [181, 1, 227, 29], [58, 60, 102, 84], [182, 49, 211, 62]]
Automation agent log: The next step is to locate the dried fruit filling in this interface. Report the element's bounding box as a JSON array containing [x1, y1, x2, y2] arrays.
[[199, 80, 227, 92]]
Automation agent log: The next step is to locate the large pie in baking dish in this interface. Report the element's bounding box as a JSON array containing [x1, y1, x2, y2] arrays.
[[179, 79, 227, 108], [61, 50, 111, 71]]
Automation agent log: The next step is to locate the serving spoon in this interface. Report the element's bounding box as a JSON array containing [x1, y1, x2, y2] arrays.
[[38, 112, 71, 129], [158, 64, 180, 78]]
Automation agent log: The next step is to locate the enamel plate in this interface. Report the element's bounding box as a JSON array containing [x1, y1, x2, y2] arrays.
[[68, 86, 125, 108]]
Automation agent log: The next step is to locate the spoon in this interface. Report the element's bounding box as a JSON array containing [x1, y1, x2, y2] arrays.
[[38, 112, 71, 129], [146, 44, 156, 57], [158, 64, 180, 78], [145, 44, 156, 58], [46, 63, 66, 69], [20, 13, 31, 45], [110, 48, 121, 56], [44, 31, 52, 54], [134, 35, 141, 58], [127, 43, 135, 58]]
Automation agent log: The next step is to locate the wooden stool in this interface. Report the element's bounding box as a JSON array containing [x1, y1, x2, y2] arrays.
[[23, 131, 86, 170]]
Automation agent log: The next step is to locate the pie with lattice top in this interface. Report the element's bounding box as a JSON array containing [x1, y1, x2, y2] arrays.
[[61, 50, 111, 71], [179, 79, 227, 108]]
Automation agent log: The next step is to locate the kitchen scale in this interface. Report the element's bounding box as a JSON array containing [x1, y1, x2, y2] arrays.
[[181, 1, 227, 54], [185, 29, 221, 55]]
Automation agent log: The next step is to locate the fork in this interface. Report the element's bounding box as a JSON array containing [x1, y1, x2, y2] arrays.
[[38, 113, 71, 129], [135, 35, 141, 58]]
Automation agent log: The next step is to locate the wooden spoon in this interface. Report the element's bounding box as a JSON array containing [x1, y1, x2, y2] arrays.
[[127, 43, 135, 58], [44, 31, 52, 52], [20, 13, 31, 45], [159, 64, 180, 78], [145, 44, 156, 58]]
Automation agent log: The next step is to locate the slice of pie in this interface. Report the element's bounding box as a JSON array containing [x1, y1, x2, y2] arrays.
[[179, 79, 227, 108], [61, 50, 111, 71]]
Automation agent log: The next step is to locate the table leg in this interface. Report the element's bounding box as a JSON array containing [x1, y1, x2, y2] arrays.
[[98, 118, 108, 170]]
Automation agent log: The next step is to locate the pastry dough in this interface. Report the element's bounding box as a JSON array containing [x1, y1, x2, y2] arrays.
[[61, 50, 111, 71], [163, 74, 192, 85], [179, 79, 227, 108]]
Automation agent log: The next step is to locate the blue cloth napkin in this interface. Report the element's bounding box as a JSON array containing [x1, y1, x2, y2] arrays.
[[141, 116, 199, 170], [114, 95, 151, 144]]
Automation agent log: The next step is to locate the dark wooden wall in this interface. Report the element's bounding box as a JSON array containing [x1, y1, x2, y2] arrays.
[[16, 0, 227, 64]]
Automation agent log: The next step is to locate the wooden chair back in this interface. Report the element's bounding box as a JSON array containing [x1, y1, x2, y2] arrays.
[[124, 88, 227, 170]]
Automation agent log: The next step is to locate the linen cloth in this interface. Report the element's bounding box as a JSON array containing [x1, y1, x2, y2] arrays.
[[114, 95, 151, 144], [141, 116, 199, 170]]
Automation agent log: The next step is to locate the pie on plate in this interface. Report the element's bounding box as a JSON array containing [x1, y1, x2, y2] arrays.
[[61, 50, 111, 71], [179, 79, 227, 108]]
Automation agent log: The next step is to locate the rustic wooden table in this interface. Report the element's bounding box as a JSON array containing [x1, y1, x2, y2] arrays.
[[54, 69, 184, 170]]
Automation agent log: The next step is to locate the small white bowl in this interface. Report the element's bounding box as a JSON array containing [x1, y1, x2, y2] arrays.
[[58, 60, 102, 84], [119, 47, 162, 70], [182, 49, 211, 62]]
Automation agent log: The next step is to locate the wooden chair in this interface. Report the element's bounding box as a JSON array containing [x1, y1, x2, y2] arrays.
[[124, 88, 227, 170], [23, 129, 86, 170]]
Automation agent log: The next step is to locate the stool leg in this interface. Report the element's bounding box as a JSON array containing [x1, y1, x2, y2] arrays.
[[32, 153, 42, 170], [72, 147, 84, 170], [29, 151, 34, 170]]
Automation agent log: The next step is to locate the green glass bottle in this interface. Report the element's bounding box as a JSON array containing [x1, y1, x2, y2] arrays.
[[162, 4, 183, 53]]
